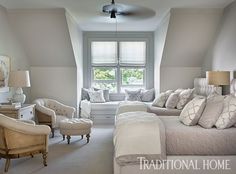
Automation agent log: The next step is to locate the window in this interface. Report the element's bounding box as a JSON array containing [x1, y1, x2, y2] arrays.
[[91, 41, 146, 93]]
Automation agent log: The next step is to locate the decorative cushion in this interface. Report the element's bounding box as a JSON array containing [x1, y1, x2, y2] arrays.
[[177, 89, 194, 110], [179, 96, 206, 126], [152, 90, 173, 108], [125, 89, 142, 101], [93, 88, 110, 102], [82, 88, 90, 100], [198, 94, 224, 129], [165, 92, 179, 109], [215, 95, 236, 129], [141, 88, 155, 102], [88, 90, 106, 103]]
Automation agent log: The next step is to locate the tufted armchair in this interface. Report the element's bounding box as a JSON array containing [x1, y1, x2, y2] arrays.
[[33, 98, 76, 137], [0, 114, 51, 172]]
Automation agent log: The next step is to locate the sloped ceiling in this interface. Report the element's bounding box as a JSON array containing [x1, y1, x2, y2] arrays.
[[161, 8, 223, 67], [8, 9, 76, 67]]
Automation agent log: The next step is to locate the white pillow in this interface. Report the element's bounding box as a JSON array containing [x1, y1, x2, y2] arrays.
[[215, 95, 236, 129], [179, 96, 206, 126], [198, 94, 224, 129], [141, 88, 155, 102], [152, 90, 173, 108], [165, 92, 179, 109], [177, 89, 194, 110], [88, 90, 106, 103]]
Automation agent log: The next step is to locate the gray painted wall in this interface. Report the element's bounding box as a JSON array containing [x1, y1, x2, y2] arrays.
[[66, 12, 83, 113], [154, 12, 170, 94], [155, 8, 223, 92], [202, 1, 236, 77], [0, 5, 30, 103], [7, 9, 78, 107]]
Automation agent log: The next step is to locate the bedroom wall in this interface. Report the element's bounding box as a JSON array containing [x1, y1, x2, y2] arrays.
[[8, 9, 77, 107], [66, 12, 83, 114], [0, 5, 30, 103], [154, 12, 170, 94], [159, 8, 223, 92], [202, 1, 236, 77]]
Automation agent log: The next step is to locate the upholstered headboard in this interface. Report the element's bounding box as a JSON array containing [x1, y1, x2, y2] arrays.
[[194, 78, 222, 96], [230, 79, 236, 96]]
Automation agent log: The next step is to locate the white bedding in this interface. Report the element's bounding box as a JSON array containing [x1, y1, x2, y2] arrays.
[[114, 111, 166, 166]]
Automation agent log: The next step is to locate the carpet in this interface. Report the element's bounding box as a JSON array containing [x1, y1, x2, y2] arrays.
[[0, 125, 114, 174]]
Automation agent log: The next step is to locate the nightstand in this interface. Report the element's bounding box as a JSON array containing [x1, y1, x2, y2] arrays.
[[0, 104, 35, 120]]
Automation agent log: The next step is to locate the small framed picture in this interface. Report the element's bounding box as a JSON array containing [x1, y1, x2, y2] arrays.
[[0, 55, 10, 93]]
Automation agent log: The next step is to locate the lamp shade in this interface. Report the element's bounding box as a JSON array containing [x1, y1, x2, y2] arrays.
[[206, 71, 230, 86], [8, 70, 31, 87]]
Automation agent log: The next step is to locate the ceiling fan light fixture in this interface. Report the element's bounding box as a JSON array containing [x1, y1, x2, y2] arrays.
[[110, 10, 116, 18]]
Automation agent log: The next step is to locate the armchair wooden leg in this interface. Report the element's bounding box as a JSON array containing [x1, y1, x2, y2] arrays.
[[42, 152, 48, 167], [5, 158, 11, 172], [67, 135, 71, 144], [63, 135, 65, 141], [86, 134, 90, 143], [81, 135, 84, 139], [51, 128, 55, 138]]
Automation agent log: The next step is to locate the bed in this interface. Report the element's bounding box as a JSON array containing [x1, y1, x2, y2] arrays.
[[113, 79, 236, 174]]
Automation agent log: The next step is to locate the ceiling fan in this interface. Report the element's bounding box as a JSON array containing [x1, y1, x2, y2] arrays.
[[102, 0, 156, 20]]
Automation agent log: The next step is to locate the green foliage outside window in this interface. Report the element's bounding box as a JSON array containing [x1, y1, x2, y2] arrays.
[[93, 68, 115, 80], [121, 68, 144, 85]]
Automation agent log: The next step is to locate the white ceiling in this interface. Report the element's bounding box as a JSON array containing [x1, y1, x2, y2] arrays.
[[0, 0, 234, 31]]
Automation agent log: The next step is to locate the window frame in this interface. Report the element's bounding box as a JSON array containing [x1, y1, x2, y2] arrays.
[[90, 40, 147, 94]]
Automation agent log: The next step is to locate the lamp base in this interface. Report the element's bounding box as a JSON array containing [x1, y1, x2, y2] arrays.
[[12, 87, 26, 104]]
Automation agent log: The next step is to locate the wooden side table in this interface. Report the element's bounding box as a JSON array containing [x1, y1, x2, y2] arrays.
[[0, 104, 35, 120]]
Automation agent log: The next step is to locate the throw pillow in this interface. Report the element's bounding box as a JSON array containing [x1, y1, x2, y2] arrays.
[[93, 87, 110, 102], [141, 88, 155, 102], [165, 92, 179, 109], [81, 88, 90, 101], [179, 96, 206, 126], [215, 95, 236, 129], [176, 89, 194, 110], [125, 89, 142, 101], [152, 90, 173, 108], [198, 94, 224, 129], [88, 90, 106, 103]]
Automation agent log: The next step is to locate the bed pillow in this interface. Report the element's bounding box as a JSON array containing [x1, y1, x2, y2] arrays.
[[177, 89, 194, 110], [88, 90, 106, 103], [125, 89, 142, 101], [215, 95, 236, 129], [198, 94, 224, 129], [165, 92, 179, 109], [152, 90, 173, 108], [141, 88, 155, 102], [93, 88, 110, 102], [179, 96, 206, 126]]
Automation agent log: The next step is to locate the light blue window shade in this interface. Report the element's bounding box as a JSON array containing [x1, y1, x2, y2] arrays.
[[91, 41, 117, 65], [119, 42, 146, 66]]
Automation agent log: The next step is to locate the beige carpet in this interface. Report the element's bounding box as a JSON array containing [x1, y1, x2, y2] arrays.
[[0, 125, 114, 174]]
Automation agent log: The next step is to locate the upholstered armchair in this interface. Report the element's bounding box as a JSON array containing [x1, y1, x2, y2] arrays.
[[0, 114, 51, 172], [33, 98, 76, 137]]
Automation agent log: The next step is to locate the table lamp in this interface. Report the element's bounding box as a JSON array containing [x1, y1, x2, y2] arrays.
[[8, 70, 31, 104]]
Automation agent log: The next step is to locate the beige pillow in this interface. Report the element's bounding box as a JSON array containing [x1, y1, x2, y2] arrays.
[[215, 95, 236, 129], [152, 90, 173, 108], [165, 92, 179, 109], [179, 96, 206, 126], [198, 94, 224, 129], [177, 89, 194, 110]]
